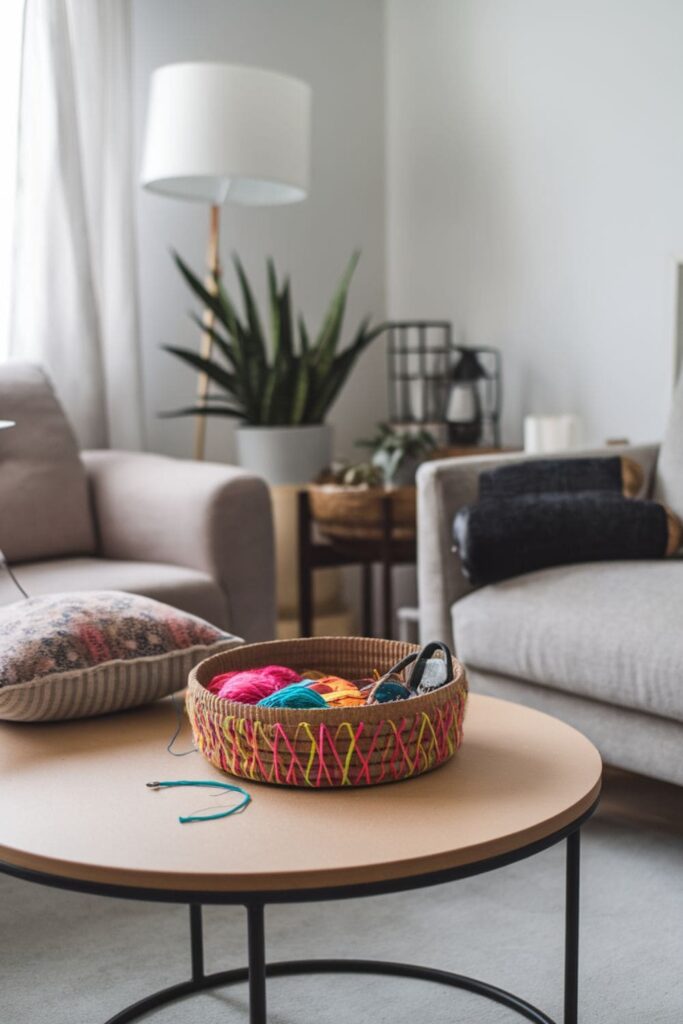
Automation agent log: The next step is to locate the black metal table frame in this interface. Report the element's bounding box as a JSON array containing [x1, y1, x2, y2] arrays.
[[298, 489, 416, 640], [1, 799, 597, 1024]]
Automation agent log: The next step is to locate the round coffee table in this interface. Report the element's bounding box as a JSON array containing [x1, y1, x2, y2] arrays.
[[0, 694, 601, 1024]]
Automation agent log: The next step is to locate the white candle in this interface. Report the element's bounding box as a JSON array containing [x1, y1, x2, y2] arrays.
[[524, 414, 582, 454]]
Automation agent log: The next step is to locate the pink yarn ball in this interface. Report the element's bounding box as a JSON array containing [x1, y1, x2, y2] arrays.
[[207, 665, 302, 704]]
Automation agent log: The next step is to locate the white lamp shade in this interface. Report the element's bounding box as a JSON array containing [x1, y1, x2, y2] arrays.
[[141, 62, 311, 206]]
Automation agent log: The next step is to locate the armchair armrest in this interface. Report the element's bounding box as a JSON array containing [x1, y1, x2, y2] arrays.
[[81, 450, 275, 642], [417, 442, 660, 648]]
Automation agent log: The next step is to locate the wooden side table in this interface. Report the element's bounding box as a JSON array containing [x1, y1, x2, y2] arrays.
[[297, 490, 416, 639]]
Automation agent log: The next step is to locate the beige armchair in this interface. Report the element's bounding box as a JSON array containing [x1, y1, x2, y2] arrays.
[[0, 363, 275, 643], [417, 437, 683, 786]]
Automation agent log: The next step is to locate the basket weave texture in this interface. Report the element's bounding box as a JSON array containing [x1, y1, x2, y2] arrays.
[[187, 637, 468, 788], [307, 485, 416, 541]]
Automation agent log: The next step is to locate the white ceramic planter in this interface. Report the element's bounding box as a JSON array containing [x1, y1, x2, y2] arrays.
[[235, 424, 333, 486]]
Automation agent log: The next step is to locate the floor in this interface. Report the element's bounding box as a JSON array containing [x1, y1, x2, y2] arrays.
[[2, 767, 682, 1023]]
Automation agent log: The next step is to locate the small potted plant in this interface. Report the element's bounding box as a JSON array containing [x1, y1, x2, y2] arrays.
[[163, 251, 385, 486], [308, 425, 436, 541], [357, 423, 436, 486]]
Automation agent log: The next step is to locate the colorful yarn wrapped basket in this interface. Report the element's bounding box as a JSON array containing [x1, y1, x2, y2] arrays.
[[187, 637, 468, 789]]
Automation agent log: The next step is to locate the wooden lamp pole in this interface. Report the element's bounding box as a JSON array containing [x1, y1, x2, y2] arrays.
[[193, 203, 221, 461]]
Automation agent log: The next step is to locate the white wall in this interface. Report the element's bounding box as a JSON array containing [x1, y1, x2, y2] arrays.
[[386, 0, 683, 446], [134, 0, 683, 457], [132, 0, 386, 462]]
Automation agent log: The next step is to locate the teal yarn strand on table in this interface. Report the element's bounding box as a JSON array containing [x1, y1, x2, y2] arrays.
[[258, 684, 328, 709], [145, 779, 251, 824]]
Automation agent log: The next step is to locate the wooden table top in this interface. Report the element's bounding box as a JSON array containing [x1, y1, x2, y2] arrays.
[[0, 694, 601, 895]]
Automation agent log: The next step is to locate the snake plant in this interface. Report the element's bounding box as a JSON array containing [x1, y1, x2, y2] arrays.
[[162, 251, 385, 426]]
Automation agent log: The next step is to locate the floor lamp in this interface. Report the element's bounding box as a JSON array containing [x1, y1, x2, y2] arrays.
[[140, 62, 311, 460]]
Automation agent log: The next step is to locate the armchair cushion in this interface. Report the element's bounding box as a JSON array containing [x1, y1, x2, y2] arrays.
[[11, 556, 228, 628], [452, 560, 683, 723], [0, 362, 96, 561]]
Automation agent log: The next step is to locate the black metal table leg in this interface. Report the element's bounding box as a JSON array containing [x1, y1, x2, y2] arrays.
[[3, 798, 597, 1024], [298, 490, 313, 637], [361, 563, 373, 636], [564, 830, 581, 1024], [247, 902, 267, 1024], [380, 495, 394, 639], [190, 904, 204, 983]]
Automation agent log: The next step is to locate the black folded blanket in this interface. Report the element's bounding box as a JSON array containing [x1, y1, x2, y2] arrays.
[[479, 456, 625, 499], [453, 491, 670, 586]]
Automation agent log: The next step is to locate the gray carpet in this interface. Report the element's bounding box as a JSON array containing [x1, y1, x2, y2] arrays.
[[1, 815, 682, 1023]]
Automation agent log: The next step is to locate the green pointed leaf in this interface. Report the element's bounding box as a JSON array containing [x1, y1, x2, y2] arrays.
[[233, 253, 267, 370], [311, 251, 360, 375], [187, 312, 238, 369], [173, 252, 227, 328], [215, 278, 246, 343], [298, 315, 310, 355], [278, 280, 294, 359], [307, 348, 356, 422], [265, 355, 294, 425], [174, 251, 253, 409], [267, 257, 280, 353], [345, 319, 388, 359], [159, 405, 245, 419], [262, 277, 295, 423], [291, 356, 310, 425], [197, 393, 240, 404], [307, 318, 386, 422], [162, 345, 238, 395], [260, 370, 278, 424]]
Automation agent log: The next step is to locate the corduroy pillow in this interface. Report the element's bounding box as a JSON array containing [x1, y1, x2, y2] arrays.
[[453, 493, 681, 587], [478, 455, 644, 500], [0, 591, 242, 722]]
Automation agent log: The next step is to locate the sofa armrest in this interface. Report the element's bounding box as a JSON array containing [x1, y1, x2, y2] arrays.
[[81, 450, 275, 642], [417, 442, 660, 649]]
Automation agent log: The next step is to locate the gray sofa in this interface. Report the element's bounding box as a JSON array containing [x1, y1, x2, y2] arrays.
[[418, 382, 683, 786], [0, 363, 275, 643]]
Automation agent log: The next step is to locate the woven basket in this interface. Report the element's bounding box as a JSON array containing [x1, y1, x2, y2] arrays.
[[187, 636, 468, 788], [307, 485, 416, 541]]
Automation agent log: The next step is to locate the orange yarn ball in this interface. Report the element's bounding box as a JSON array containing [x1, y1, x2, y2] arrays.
[[306, 675, 366, 707]]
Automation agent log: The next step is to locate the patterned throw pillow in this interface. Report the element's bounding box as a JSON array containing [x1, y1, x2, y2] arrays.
[[0, 591, 241, 722]]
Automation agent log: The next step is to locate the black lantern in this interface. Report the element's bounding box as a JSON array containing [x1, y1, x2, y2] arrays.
[[381, 323, 502, 446], [446, 346, 501, 446], [385, 321, 452, 427]]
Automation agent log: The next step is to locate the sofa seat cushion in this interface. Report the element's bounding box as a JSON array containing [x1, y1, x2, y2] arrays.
[[452, 560, 683, 722], [0, 362, 96, 561], [9, 558, 228, 630]]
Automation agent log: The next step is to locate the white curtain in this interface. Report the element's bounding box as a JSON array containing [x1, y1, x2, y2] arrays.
[[10, 0, 144, 449]]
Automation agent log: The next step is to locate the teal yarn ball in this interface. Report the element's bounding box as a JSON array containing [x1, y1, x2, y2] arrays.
[[258, 684, 328, 709], [373, 680, 411, 703]]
